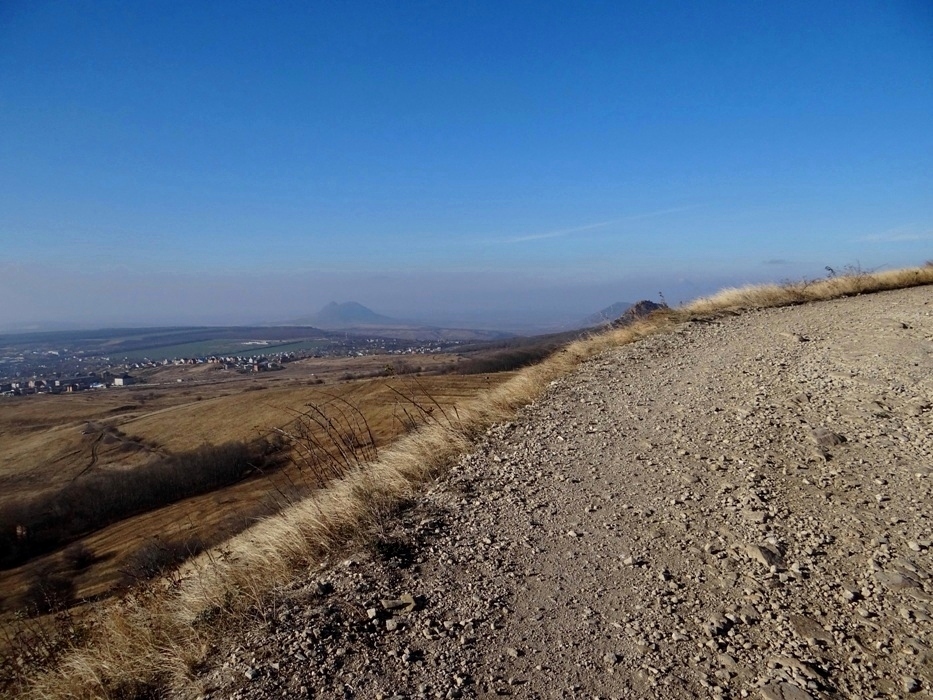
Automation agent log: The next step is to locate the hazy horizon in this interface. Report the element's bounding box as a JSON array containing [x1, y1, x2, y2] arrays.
[[0, 261, 877, 335], [2, 2, 931, 332]]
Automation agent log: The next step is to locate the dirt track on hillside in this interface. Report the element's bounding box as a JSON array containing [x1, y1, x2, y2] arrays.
[[195, 286, 933, 700]]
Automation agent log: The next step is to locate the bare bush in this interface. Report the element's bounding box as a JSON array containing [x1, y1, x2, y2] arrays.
[[454, 346, 557, 374], [274, 397, 378, 487], [0, 438, 284, 570], [19, 566, 75, 616], [120, 536, 205, 585], [61, 543, 96, 571], [0, 607, 83, 693]]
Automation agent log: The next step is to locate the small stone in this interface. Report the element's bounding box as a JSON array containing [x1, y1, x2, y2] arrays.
[[748, 510, 769, 524], [718, 654, 738, 669], [841, 584, 860, 602], [603, 652, 621, 665], [760, 681, 815, 700], [876, 570, 920, 591], [704, 615, 733, 637], [743, 543, 785, 569], [810, 427, 846, 448], [737, 605, 760, 624], [381, 593, 418, 613], [789, 614, 832, 645], [245, 667, 259, 681], [902, 676, 920, 693]]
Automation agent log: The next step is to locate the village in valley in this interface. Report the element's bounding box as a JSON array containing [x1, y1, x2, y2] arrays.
[[0, 331, 461, 397]]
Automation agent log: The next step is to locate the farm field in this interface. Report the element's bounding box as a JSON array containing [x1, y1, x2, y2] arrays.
[[0, 356, 508, 619]]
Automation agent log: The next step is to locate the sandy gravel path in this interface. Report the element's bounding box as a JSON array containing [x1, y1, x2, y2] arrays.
[[196, 285, 933, 700]]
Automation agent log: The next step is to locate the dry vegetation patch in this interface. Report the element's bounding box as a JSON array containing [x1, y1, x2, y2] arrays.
[[0, 373, 506, 692], [9, 264, 933, 699]]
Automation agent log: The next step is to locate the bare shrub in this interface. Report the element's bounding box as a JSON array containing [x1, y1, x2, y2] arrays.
[[61, 543, 96, 571], [391, 360, 419, 375], [454, 346, 556, 374], [0, 607, 84, 694], [120, 537, 205, 586], [386, 378, 463, 435], [274, 397, 378, 487], [19, 566, 75, 616], [0, 438, 284, 570]]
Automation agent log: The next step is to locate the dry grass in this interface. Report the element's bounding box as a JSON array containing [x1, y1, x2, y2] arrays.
[[683, 264, 933, 315], [0, 374, 503, 616], [19, 263, 933, 699]]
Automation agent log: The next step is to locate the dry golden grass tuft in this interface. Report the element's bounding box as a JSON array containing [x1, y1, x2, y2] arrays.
[[683, 264, 933, 315], [21, 264, 933, 699]]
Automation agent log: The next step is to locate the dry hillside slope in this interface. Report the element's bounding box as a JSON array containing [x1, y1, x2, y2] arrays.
[[194, 284, 932, 700]]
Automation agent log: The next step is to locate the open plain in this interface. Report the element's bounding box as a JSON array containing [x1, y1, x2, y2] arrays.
[[190, 285, 933, 700]]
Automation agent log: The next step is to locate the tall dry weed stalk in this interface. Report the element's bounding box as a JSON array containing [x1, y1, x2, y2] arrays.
[[18, 263, 933, 699], [273, 395, 378, 485]]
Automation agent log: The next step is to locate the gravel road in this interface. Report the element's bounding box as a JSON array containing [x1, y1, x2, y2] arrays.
[[194, 285, 933, 700]]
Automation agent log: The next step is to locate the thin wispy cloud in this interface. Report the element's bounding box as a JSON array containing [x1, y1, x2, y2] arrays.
[[503, 205, 702, 244], [858, 225, 933, 243], [506, 219, 621, 243]]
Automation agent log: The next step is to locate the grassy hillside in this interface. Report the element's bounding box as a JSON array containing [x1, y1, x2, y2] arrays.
[[0, 372, 507, 665], [7, 263, 933, 699]]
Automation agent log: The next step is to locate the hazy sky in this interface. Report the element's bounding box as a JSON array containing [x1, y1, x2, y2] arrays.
[[1, 1, 931, 331]]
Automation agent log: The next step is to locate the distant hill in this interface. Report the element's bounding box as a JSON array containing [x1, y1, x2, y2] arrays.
[[579, 302, 634, 327], [611, 300, 668, 326], [298, 302, 398, 329], [580, 300, 669, 328], [288, 302, 510, 341]]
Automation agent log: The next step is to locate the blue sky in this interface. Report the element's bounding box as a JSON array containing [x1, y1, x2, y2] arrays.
[[1, 1, 931, 330]]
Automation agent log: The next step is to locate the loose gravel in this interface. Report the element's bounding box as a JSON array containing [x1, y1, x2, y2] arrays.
[[190, 285, 933, 700]]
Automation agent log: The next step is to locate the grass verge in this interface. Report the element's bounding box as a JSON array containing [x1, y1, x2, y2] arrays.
[[18, 263, 933, 699]]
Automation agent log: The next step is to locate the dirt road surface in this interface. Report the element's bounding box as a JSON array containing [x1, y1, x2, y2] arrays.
[[193, 286, 933, 700]]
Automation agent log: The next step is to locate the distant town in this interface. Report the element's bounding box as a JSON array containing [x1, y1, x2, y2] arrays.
[[0, 335, 460, 397]]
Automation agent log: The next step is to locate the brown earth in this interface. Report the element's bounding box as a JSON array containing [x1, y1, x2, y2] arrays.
[[191, 285, 933, 700], [0, 370, 505, 617]]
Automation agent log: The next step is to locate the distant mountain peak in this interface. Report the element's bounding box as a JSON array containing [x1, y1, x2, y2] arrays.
[[309, 301, 396, 328]]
